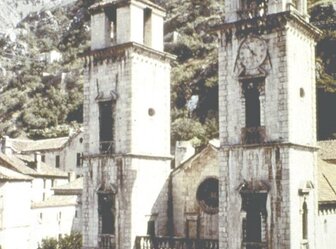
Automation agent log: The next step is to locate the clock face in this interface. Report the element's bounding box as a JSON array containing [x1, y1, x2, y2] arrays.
[[238, 37, 267, 70]]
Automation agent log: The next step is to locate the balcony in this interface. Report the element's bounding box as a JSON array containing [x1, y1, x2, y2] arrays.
[[242, 242, 268, 249], [135, 236, 218, 249], [99, 234, 115, 249], [241, 126, 266, 144]]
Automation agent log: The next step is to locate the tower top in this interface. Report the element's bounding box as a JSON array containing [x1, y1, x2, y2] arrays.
[[89, 0, 165, 15], [89, 0, 165, 51], [225, 0, 308, 23]]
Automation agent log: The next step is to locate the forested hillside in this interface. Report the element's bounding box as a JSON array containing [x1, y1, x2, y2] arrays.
[[0, 0, 335, 145]]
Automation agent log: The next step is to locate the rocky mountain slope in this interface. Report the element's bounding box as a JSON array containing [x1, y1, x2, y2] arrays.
[[0, 0, 77, 32], [0, 0, 335, 144]]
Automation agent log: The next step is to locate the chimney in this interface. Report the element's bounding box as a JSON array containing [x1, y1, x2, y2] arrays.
[[68, 171, 76, 182], [34, 152, 41, 172], [174, 140, 195, 168], [2, 136, 13, 155]]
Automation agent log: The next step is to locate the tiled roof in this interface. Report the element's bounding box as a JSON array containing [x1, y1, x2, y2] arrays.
[[0, 153, 67, 178], [318, 140, 336, 161], [4, 129, 83, 153], [318, 158, 336, 203], [0, 165, 33, 181], [8, 137, 68, 152], [15, 154, 68, 178], [53, 177, 83, 195], [31, 195, 78, 208]]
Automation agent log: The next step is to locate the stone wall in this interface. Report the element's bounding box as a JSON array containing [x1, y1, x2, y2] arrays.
[[82, 44, 172, 249], [82, 156, 170, 249], [171, 145, 218, 239], [317, 208, 336, 249], [0, 181, 32, 249]]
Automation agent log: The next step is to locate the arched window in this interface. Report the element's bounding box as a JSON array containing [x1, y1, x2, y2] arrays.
[[98, 192, 115, 235], [245, 84, 261, 128], [241, 193, 267, 248]]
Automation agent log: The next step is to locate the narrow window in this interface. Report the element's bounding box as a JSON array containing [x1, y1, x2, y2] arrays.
[[98, 192, 115, 235], [143, 8, 152, 46], [302, 201, 308, 240], [55, 155, 60, 168], [147, 220, 155, 236], [75, 210, 78, 218], [106, 6, 117, 43], [76, 153, 81, 167], [242, 79, 265, 144], [241, 193, 267, 248], [41, 155, 45, 162], [99, 101, 114, 153], [245, 83, 261, 128]]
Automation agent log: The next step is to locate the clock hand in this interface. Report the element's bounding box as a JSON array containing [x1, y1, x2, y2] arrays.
[[247, 44, 256, 56]]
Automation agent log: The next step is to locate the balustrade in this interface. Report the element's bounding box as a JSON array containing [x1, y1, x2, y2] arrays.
[[135, 236, 218, 249]]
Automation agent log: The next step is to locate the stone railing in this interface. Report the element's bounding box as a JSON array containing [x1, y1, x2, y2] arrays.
[[99, 141, 114, 154], [135, 236, 218, 249], [241, 126, 266, 144], [99, 234, 115, 249], [242, 241, 268, 249]]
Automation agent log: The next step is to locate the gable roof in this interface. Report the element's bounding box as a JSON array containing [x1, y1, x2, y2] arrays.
[[0, 165, 33, 181], [0, 153, 67, 178], [3, 129, 83, 153], [318, 140, 336, 161], [52, 177, 83, 195], [31, 195, 78, 208], [318, 158, 336, 204], [5, 137, 68, 152], [172, 141, 219, 176]]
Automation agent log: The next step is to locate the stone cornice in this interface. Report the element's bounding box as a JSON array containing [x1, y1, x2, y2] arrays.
[[213, 11, 322, 40], [84, 153, 173, 161], [221, 142, 319, 152], [89, 0, 165, 15], [80, 42, 175, 66]]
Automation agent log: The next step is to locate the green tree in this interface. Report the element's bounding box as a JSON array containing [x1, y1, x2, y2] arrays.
[[38, 238, 58, 249], [58, 233, 82, 249]]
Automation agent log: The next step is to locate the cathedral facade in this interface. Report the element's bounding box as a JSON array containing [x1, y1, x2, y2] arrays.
[[81, 1, 336, 249]]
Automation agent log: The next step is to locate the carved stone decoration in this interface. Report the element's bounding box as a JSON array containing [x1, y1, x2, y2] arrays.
[[234, 35, 270, 77]]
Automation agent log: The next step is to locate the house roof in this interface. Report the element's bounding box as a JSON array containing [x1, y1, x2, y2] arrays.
[[318, 158, 336, 204], [172, 141, 219, 176], [7, 137, 68, 152], [4, 129, 83, 153], [53, 177, 83, 195], [318, 140, 336, 161], [0, 153, 67, 178], [0, 165, 33, 181], [31, 195, 78, 208]]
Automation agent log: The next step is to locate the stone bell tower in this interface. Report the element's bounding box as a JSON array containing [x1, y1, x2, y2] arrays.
[[81, 1, 173, 249], [217, 0, 320, 248]]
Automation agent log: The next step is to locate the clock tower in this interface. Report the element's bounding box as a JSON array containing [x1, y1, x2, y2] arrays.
[[217, 0, 320, 248]]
